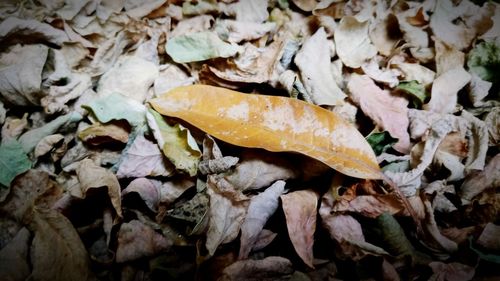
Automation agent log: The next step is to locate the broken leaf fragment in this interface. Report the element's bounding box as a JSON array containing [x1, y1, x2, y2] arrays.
[[0, 140, 31, 188], [150, 85, 382, 179], [147, 109, 201, 176]]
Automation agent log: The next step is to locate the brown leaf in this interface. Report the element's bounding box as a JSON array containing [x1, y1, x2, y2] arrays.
[[239, 180, 285, 259], [205, 176, 249, 256], [428, 262, 475, 281], [281, 189, 318, 268], [0, 227, 30, 281], [76, 158, 122, 218], [150, 85, 382, 179], [116, 220, 172, 263], [477, 223, 500, 251], [29, 208, 93, 281], [460, 154, 500, 202], [199, 135, 239, 175], [220, 256, 294, 281], [333, 194, 405, 218], [78, 121, 129, 146]]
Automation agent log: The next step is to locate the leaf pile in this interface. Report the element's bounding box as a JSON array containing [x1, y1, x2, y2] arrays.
[[0, 1, 499, 281]]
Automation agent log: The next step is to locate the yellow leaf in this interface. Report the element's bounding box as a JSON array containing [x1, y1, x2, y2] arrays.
[[150, 85, 382, 179]]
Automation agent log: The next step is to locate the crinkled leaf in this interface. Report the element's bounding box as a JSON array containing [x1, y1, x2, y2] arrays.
[[78, 122, 129, 145], [205, 176, 248, 256], [396, 80, 427, 106], [18, 111, 82, 153], [76, 158, 122, 218], [0, 140, 31, 188], [122, 178, 161, 212], [428, 262, 475, 281], [467, 40, 500, 83], [477, 223, 500, 251], [29, 208, 93, 281], [220, 256, 294, 281], [223, 0, 269, 23], [147, 109, 201, 176], [150, 85, 382, 179], [82, 92, 146, 128], [215, 20, 276, 43], [424, 67, 471, 114], [366, 131, 399, 156], [239, 180, 285, 259], [116, 220, 172, 263], [116, 133, 174, 178], [0, 44, 48, 106], [348, 74, 410, 153], [0, 17, 69, 47], [460, 154, 500, 202], [375, 212, 416, 258], [294, 27, 346, 106], [281, 189, 318, 268], [430, 0, 476, 50], [166, 31, 241, 63], [335, 16, 377, 68]]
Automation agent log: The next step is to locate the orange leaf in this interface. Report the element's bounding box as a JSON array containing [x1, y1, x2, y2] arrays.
[[150, 85, 382, 179]]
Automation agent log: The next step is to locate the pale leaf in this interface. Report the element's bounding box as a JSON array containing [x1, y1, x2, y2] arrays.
[[334, 16, 377, 68], [430, 0, 476, 50], [122, 178, 161, 212], [281, 189, 318, 268], [434, 38, 465, 76], [424, 67, 471, 114], [0, 17, 68, 47], [347, 74, 410, 153], [78, 122, 129, 145], [294, 27, 346, 106], [239, 180, 285, 259], [150, 85, 382, 179], [460, 154, 500, 203], [215, 19, 276, 43], [116, 133, 174, 178]]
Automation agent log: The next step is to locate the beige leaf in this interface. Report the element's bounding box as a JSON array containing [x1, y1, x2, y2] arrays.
[[430, 0, 476, 50], [169, 15, 214, 38], [335, 16, 377, 68], [205, 176, 249, 256], [78, 121, 129, 146], [361, 57, 401, 88], [292, 0, 318, 11], [347, 74, 410, 153], [390, 58, 436, 87], [434, 38, 465, 76], [424, 67, 471, 114], [199, 135, 239, 175], [369, 14, 400, 56], [1, 114, 28, 143], [484, 107, 499, 146], [460, 154, 500, 203], [333, 194, 405, 218], [159, 177, 195, 205], [239, 180, 285, 259], [116, 133, 174, 178], [29, 208, 93, 281], [281, 189, 318, 268], [116, 220, 172, 263], [224, 0, 269, 23], [468, 73, 492, 107], [215, 19, 276, 43], [154, 64, 195, 97], [34, 134, 65, 159], [294, 27, 346, 105], [76, 158, 122, 217], [422, 199, 458, 253], [220, 256, 294, 281], [0, 17, 68, 47], [122, 178, 161, 212]]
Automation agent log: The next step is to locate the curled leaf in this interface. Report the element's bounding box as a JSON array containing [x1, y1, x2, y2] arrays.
[[150, 85, 382, 179]]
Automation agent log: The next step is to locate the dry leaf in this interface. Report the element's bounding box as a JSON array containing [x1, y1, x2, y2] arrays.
[[76, 158, 122, 218], [122, 178, 162, 212], [150, 85, 382, 179], [116, 219, 172, 263], [424, 67, 471, 114], [390, 58, 436, 87], [0, 227, 30, 281], [0, 17, 69, 47], [215, 19, 276, 43], [116, 133, 174, 178], [239, 180, 285, 259], [205, 176, 249, 256], [78, 121, 129, 145], [224, 0, 269, 23], [428, 261, 475, 281], [199, 135, 239, 175], [220, 256, 294, 281], [347, 74, 410, 153], [333, 194, 405, 218], [434, 38, 465, 76], [281, 189, 318, 268], [159, 177, 195, 205], [430, 0, 476, 50], [460, 154, 500, 203], [334, 16, 377, 68], [369, 14, 400, 56], [34, 134, 65, 159], [361, 57, 401, 88], [294, 27, 346, 106], [477, 223, 500, 251], [1, 114, 28, 143], [292, 0, 318, 12]]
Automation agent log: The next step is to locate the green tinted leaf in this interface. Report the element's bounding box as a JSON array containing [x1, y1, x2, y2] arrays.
[[366, 131, 398, 155], [147, 109, 201, 176], [82, 93, 146, 128], [467, 41, 500, 83], [396, 80, 427, 105], [166, 32, 241, 63], [375, 212, 414, 257], [0, 140, 31, 187]]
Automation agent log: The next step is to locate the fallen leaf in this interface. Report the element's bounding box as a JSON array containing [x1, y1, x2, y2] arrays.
[[34, 134, 65, 158], [239, 180, 285, 259], [375, 212, 419, 258], [182, 0, 218, 16], [334, 16, 377, 68], [0, 140, 31, 188], [223, 0, 269, 23], [0, 17, 69, 47], [428, 261, 475, 281], [1, 113, 28, 143], [390, 58, 436, 87], [294, 27, 346, 106], [76, 158, 122, 218], [369, 14, 400, 56], [434, 38, 465, 76], [251, 229, 277, 253], [430, 0, 476, 50], [166, 31, 241, 63], [150, 85, 382, 179], [97, 55, 159, 103], [205, 176, 248, 256], [82, 92, 146, 128], [122, 178, 161, 212], [0, 227, 30, 281], [78, 121, 130, 145], [220, 256, 294, 281], [361, 58, 401, 88], [215, 20, 276, 43], [169, 15, 214, 38], [396, 80, 428, 106], [124, 0, 166, 19], [199, 135, 239, 175], [116, 219, 172, 263], [467, 40, 500, 84], [484, 107, 499, 146], [147, 109, 201, 176], [333, 194, 405, 218], [165, 190, 208, 234], [421, 199, 458, 254], [281, 189, 318, 268], [116, 133, 174, 178], [460, 154, 500, 203], [366, 131, 399, 156], [29, 208, 93, 281], [291, 0, 318, 12], [468, 73, 492, 107], [222, 150, 298, 191], [159, 177, 195, 205], [0, 44, 48, 106], [477, 223, 500, 251], [347, 74, 411, 154], [154, 64, 195, 97], [424, 67, 471, 114], [0, 101, 5, 124]]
